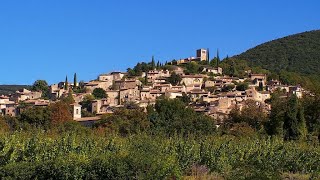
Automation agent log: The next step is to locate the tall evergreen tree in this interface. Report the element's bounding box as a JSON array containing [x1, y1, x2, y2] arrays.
[[156, 61, 160, 69], [283, 94, 307, 140], [151, 56, 155, 70], [64, 76, 68, 90], [206, 48, 210, 64], [216, 49, 220, 68], [144, 72, 148, 85], [73, 73, 77, 88]]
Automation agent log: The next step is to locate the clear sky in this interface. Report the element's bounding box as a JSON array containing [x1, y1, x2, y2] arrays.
[[0, 0, 319, 85]]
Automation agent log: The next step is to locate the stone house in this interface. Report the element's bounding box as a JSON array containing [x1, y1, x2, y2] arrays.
[[250, 74, 267, 86], [202, 66, 223, 75], [106, 90, 120, 106], [84, 81, 110, 92], [181, 75, 206, 86], [246, 87, 270, 102], [10, 89, 42, 102]]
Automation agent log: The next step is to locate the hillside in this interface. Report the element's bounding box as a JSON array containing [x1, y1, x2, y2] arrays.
[[234, 30, 320, 75], [0, 85, 31, 95]]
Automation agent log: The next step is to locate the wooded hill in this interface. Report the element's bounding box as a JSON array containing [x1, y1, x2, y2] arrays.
[[0, 85, 31, 95], [234, 30, 320, 75]]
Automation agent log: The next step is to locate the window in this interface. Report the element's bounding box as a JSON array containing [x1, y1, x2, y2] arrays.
[[76, 109, 79, 114]]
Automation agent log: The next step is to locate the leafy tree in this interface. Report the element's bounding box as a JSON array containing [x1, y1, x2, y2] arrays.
[[19, 106, 51, 129], [258, 82, 264, 91], [152, 98, 216, 135], [236, 82, 249, 91], [222, 84, 235, 92], [80, 94, 95, 111], [228, 100, 268, 131], [177, 93, 190, 105], [167, 72, 182, 85], [31, 80, 49, 98], [95, 108, 150, 136], [92, 88, 107, 99], [205, 86, 217, 93], [265, 91, 286, 137], [303, 95, 320, 140], [49, 101, 73, 125], [184, 62, 200, 74], [0, 115, 10, 133], [283, 94, 307, 140], [61, 89, 75, 104]]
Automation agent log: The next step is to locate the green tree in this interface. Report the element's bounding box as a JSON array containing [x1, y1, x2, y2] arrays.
[[184, 62, 200, 74], [49, 101, 73, 125], [95, 108, 150, 136], [73, 73, 77, 88], [156, 61, 160, 69], [258, 82, 264, 91], [151, 56, 155, 70], [19, 106, 51, 129], [228, 100, 268, 131], [216, 49, 220, 67], [265, 91, 286, 137], [61, 89, 75, 104], [303, 95, 320, 140], [92, 88, 107, 99], [64, 76, 68, 90], [167, 72, 182, 85], [236, 82, 249, 91], [283, 94, 307, 140], [80, 94, 95, 113], [152, 98, 216, 135], [31, 80, 49, 98]]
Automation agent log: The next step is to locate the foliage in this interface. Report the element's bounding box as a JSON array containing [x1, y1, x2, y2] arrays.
[[167, 72, 182, 85], [31, 80, 49, 98], [184, 62, 201, 74], [80, 94, 95, 112], [219, 58, 250, 78], [92, 88, 107, 99], [228, 100, 268, 131], [0, 85, 31, 96], [151, 98, 216, 135], [235, 30, 320, 91], [236, 82, 249, 91], [283, 94, 307, 141], [95, 108, 150, 136], [0, 132, 319, 179], [19, 106, 51, 129], [221, 84, 235, 92], [49, 101, 73, 125], [236, 30, 320, 75], [73, 73, 77, 89]]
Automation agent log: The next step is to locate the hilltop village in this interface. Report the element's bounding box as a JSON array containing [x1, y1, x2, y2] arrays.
[[0, 49, 304, 125]]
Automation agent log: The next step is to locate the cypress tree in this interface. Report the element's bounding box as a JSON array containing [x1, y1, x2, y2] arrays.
[[73, 73, 77, 88], [64, 76, 68, 90], [207, 48, 210, 64], [297, 99, 307, 140], [216, 49, 220, 68], [151, 56, 155, 70], [157, 61, 160, 69], [144, 72, 148, 85], [283, 94, 305, 140]]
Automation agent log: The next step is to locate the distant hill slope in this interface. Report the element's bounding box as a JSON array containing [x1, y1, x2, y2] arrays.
[[0, 85, 31, 95], [234, 30, 320, 75]]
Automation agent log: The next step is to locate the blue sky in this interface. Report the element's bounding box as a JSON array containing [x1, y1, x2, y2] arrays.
[[0, 0, 319, 85]]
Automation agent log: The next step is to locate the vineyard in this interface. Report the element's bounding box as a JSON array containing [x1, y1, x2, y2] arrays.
[[0, 131, 319, 179]]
